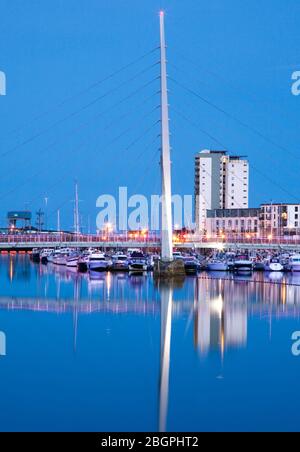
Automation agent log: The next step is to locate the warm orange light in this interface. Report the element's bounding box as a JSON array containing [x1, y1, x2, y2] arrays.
[[268, 234, 273, 240]]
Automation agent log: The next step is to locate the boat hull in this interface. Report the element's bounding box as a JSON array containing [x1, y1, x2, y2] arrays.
[[66, 259, 79, 268], [78, 261, 88, 272], [111, 263, 129, 272], [233, 261, 253, 273], [265, 263, 284, 272], [129, 263, 147, 272], [207, 262, 228, 272], [290, 264, 300, 272], [88, 262, 109, 272]]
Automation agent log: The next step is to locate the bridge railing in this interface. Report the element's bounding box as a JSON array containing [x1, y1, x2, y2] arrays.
[[1, 233, 300, 246]]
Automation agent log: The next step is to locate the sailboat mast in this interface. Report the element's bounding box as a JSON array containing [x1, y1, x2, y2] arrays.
[[74, 181, 80, 234]]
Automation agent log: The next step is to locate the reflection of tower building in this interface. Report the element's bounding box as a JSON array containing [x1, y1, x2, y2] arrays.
[[194, 279, 247, 355], [194, 278, 211, 355], [224, 305, 247, 348], [0, 331, 6, 356]]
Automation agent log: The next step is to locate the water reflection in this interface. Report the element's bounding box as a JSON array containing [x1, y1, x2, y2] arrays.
[[194, 278, 247, 357], [157, 280, 173, 432], [1, 256, 300, 431]]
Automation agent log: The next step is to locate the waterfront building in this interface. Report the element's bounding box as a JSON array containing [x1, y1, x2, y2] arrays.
[[7, 211, 32, 231], [206, 208, 260, 238], [195, 150, 249, 234], [260, 203, 300, 237]]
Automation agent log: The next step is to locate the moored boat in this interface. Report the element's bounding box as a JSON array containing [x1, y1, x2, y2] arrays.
[[206, 259, 228, 272], [183, 256, 199, 274], [289, 254, 300, 272], [233, 256, 253, 274], [66, 252, 80, 268], [30, 248, 41, 263], [88, 252, 111, 272], [264, 257, 284, 272], [111, 253, 129, 271], [128, 251, 147, 272]]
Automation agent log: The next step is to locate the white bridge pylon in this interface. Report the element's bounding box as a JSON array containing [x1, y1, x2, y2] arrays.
[[159, 11, 173, 262]]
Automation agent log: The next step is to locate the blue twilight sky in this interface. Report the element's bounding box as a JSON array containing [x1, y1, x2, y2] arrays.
[[0, 0, 300, 231]]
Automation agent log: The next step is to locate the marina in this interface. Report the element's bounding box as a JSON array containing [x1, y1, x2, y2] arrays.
[[0, 253, 300, 432], [26, 245, 300, 277]]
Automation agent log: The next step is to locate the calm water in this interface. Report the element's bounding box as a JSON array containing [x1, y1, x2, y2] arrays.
[[0, 255, 300, 432]]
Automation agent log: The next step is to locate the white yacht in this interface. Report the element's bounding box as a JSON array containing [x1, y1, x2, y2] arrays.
[[111, 253, 129, 271], [52, 248, 72, 266], [233, 256, 253, 274], [88, 252, 111, 272], [289, 254, 300, 272], [128, 251, 147, 272], [206, 259, 228, 272], [264, 257, 284, 272], [40, 248, 54, 264], [66, 252, 80, 268]]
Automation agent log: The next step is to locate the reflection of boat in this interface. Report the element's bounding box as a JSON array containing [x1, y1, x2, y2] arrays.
[[267, 272, 284, 282], [89, 270, 106, 280]]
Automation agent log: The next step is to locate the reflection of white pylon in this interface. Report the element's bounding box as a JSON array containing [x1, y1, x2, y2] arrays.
[[0, 71, 6, 96], [159, 283, 173, 432], [0, 331, 6, 356], [73, 276, 80, 352]]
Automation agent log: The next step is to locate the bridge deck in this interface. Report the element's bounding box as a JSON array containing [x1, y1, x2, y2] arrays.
[[1, 234, 300, 251]]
